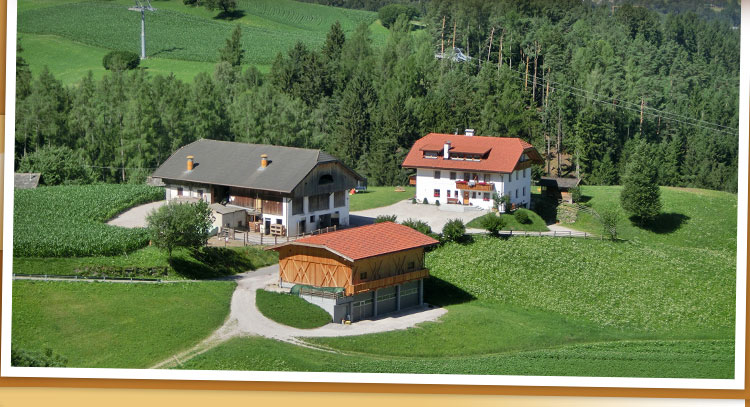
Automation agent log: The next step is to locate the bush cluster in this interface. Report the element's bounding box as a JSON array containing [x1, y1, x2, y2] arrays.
[[514, 210, 531, 224], [441, 218, 465, 243], [102, 50, 140, 71], [375, 214, 397, 223]]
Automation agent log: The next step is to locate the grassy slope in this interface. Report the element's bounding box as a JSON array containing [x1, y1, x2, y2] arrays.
[[179, 336, 733, 378], [179, 186, 736, 377], [18, 0, 386, 84], [466, 208, 549, 232], [256, 290, 331, 329], [13, 245, 279, 280], [12, 280, 235, 368], [349, 186, 416, 212]]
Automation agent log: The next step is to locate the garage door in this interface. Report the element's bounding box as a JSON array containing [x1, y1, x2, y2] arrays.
[[376, 287, 397, 315], [351, 298, 373, 322], [400, 281, 419, 309]]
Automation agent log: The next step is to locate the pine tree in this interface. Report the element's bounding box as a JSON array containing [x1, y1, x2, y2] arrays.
[[219, 24, 244, 67], [620, 140, 662, 225]]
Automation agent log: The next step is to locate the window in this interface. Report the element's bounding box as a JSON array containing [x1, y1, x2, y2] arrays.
[[454, 190, 459, 197], [463, 172, 470, 181], [484, 174, 490, 182], [515, 171, 519, 181], [449, 172, 456, 180], [318, 174, 334, 185], [446, 190, 450, 198], [515, 189, 518, 198], [472, 173, 478, 181], [237, 221, 243, 227], [334, 190, 345, 207], [292, 197, 304, 215], [524, 168, 528, 178], [197, 189, 203, 198], [176, 187, 183, 196], [408, 261, 415, 271], [310, 215, 315, 222], [523, 187, 526, 196], [434, 189, 440, 197], [483, 193, 490, 201], [424, 151, 438, 159], [360, 272, 367, 280], [309, 193, 330, 212], [471, 192, 476, 199], [434, 170, 441, 179]]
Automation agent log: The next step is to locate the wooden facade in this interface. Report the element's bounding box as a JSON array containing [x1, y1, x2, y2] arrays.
[[276, 246, 427, 296], [292, 161, 360, 198]]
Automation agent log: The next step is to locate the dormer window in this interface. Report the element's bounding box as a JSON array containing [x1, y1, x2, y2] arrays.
[[424, 151, 438, 159], [520, 154, 529, 162], [319, 174, 334, 185]]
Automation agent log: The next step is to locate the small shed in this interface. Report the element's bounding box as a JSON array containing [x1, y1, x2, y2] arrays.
[[539, 177, 580, 203], [209, 203, 249, 230], [268, 222, 439, 322], [14, 173, 41, 189]]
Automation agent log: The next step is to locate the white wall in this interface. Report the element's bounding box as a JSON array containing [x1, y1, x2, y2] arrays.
[[164, 183, 212, 203], [284, 192, 350, 237], [414, 167, 531, 210]]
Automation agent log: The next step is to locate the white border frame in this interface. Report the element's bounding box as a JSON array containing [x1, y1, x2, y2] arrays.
[[0, 0, 747, 390]]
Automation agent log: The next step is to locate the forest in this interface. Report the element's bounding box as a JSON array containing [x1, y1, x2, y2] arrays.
[[14, 0, 740, 192]]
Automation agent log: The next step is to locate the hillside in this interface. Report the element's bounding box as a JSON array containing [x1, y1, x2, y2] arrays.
[[17, 0, 388, 84]]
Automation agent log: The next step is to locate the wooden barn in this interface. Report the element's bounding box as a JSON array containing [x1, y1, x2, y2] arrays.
[[268, 222, 439, 322]]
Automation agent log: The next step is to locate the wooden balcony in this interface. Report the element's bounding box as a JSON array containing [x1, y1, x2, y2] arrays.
[[455, 181, 493, 192], [346, 268, 429, 296]]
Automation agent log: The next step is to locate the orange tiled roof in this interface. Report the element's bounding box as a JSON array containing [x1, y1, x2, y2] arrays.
[[402, 133, 542, 173], [283, 222, 439, 261]]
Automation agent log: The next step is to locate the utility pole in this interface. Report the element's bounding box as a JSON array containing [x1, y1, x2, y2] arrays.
[[524, 53, 529, 90], [546, 133, 551, 175], [128, 0, 156, 60], [545, 67, 551, 108], [640, 96, 645, 136]]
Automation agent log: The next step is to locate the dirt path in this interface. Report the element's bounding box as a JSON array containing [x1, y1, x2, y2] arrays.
[[150, 265, 447, 369]]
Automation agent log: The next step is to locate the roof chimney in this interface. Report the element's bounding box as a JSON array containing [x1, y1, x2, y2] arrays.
[[260, 154, 269, 168], [465, 129, 475, 137], [443, 141, 451, 159], [186, 155, 194, 171]]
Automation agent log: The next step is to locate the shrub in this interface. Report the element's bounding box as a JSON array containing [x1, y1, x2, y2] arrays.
[[480, 214, 506, 237], [17, 145, 96, 186], [442, 218, 465, 243], [411, 197, 417, 204], [147, 199, 215, 259], [514, 210, 530, 224], [569, 186, 582, 203], [599, 207, 622, 241], [435, 200, 440, 206], [423, 197, 428, 204], [102, 50, 140, 71], [499, 194, 512, 213], [374, 214, 397, 223], [11, 347, 67, 367], [402, 218, 432, 235]]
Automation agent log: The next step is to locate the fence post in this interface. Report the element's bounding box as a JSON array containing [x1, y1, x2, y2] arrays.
[[274, 236, 278, 245], [260, 234, 263, 245], [553, 231, 556, 237]]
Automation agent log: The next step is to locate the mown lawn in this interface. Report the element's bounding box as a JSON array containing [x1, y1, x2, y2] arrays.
[[256, 290, 331, 329], [12, 280, 236, 368], [179, 336, 734, 378], [349, 186, 416, 211], [466, 208, 549, 232], [13, 245, 278, 280]]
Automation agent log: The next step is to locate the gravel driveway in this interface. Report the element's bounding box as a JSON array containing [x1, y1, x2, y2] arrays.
[[351, 199, 488, 232], [150, 265, 447, 368], [107, 200, 166, 228]]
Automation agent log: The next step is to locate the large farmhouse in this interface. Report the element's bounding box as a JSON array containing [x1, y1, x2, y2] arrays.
[[151, 139, 364, 237], [402, 130, 543, 210], [269, 222, 439, 322]]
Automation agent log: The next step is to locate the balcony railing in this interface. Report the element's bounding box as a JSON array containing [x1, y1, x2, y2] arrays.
[[455, 181, 494, 191], [346, 268, 429, 296]]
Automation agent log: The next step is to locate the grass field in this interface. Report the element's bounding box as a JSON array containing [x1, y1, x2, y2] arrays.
[[13, 245, 278, 280], [349, 186, 415, 211], [179, 336, 733, 378], [18, 0, 387, 84], [12, 280, 235, 368], [256, 290, 331, 329], [175, 186, 737, 378], [466, 208, 549, 232], [14, 184, 163, 257]]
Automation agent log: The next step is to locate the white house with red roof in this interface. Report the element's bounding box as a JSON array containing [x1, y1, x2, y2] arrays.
[[402, 130, 544, 211]]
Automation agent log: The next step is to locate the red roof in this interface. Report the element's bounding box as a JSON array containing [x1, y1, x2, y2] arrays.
[[276, 222, 439, 261], [402, 133, 542, 173]]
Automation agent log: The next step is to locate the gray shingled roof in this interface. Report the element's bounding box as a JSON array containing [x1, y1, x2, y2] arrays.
[[152, 139, 352, 193], [539, 177, 580, 189], [14, 173, 41, 189]]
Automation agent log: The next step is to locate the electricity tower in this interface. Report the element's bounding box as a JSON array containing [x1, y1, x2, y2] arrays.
[[128, 0, 156, 60]]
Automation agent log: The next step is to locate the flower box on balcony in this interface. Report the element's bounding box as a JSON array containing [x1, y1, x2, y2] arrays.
[[455, 180, 468, 185]]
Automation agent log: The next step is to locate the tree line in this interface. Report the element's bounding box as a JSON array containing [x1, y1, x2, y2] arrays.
[[15, 0, 740, 192]]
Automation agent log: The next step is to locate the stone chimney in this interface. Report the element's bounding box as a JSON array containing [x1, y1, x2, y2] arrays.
[[261, 154, 269, 168], [186, 155, 194, 171], [465, 129, 475, 137], [443, 141, 451, 159]]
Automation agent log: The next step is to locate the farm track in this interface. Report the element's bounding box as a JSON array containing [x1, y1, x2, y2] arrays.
[[150, 265, 447, 369]]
